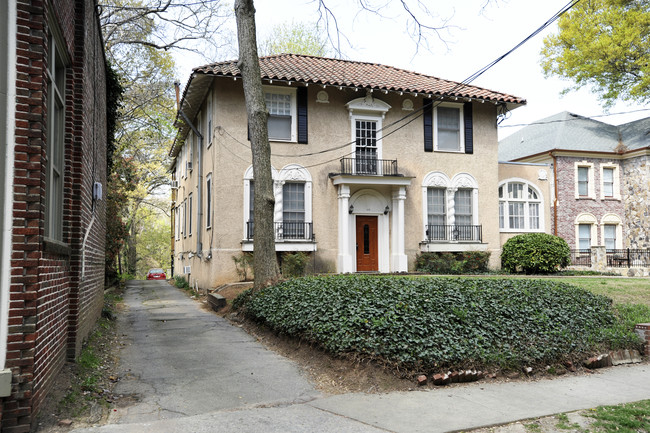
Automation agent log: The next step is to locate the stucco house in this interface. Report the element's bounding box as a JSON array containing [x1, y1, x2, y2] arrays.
[[499, 111, 650, 251], [171, 54, 532, 288], [0, 1, 108, 430]]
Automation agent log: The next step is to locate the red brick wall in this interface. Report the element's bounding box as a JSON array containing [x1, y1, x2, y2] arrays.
[[554, 156, 625, 248], [1, 1, 107, 431]]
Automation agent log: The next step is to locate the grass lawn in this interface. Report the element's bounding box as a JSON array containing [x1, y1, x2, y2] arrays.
[[553, 277, 650, 307], [427, 274, 650, 307]]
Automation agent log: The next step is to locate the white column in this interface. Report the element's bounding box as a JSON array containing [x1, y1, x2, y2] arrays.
[[274, 180, 284, 238], [447, 187, 457, 226], [337, 185, 353, 273], [391, 187, 408, 272]]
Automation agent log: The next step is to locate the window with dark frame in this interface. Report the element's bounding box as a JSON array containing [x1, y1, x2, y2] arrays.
[[206, 174, 212, 229], [45, 33, 66, 242]]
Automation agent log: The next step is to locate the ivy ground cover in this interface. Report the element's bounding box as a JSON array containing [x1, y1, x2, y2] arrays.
[[235, 275, 645, 371]]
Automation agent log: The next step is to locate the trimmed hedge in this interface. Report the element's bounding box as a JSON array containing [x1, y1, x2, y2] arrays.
[[501, 233, 571, 274], [235, 275, 643, 371], [415, 251, 490, 274]]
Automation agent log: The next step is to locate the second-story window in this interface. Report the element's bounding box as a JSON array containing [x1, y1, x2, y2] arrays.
[[265, 90, 295, 141], [603, 167, 614, 197], [577, 166, 589, 196]]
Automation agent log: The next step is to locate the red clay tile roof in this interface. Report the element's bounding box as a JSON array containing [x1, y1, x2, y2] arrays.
[[193, 53, 525, 105]]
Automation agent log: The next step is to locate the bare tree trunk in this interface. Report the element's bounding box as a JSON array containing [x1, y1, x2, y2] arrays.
[[234, 0, 280, 289]]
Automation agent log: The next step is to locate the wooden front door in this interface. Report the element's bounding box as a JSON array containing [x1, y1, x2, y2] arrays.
[[356, 216, 378, 271]]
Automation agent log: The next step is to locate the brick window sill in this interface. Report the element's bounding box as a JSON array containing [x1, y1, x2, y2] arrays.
[[44, 237, 71, 256]]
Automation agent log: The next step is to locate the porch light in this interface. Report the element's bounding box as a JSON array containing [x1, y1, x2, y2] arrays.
[[384, 206, 390, 215], [349, 204, 354, 214]]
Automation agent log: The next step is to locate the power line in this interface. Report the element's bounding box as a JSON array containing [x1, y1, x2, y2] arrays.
[[499, 108, 650, 128]]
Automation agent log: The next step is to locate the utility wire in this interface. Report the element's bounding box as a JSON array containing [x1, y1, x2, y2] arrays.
[[500, 108, 650, 128]]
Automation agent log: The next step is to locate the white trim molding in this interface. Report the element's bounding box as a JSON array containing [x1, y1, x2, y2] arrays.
[[574, 161, 595, 199], [600, 213, 623, 249], [575, 212, 598, 249], [599, 162, 621, 200]]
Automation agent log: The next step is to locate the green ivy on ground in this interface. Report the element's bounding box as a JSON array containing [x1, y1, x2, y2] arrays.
[[235, 275, 645, 372]]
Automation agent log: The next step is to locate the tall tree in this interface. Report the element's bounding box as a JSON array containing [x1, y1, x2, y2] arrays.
[[541, 0, 650, 106], [234, 0, 470, 289], [259, 21, 330, 56], [100, 0, 231, 278], [235, 0, 281, 288]]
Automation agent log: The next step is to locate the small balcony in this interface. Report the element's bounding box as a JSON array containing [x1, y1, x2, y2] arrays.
[[246, 221, 315, 241], [425, 224, 483, 243], [339, 156, 400, 176]]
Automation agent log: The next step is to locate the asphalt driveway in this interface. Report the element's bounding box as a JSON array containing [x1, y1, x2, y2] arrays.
[[102, 280, 320, 424]]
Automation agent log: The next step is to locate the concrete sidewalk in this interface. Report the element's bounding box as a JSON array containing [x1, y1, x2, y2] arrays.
[[71, 281, 650, 433]]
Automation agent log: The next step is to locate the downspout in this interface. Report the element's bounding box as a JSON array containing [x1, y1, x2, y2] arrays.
[[81, 212, 97, 281], [179, 110, 203, 256], [550, 151, 558, 236], [0, 0, 17, 387]]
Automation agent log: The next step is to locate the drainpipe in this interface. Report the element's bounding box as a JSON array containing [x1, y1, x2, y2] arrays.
[[550, 151, 558, 236], [179, 110, 203, 256], [0, 0, 17, 389]]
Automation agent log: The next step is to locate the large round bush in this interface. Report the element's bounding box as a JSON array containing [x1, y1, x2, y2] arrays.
[[501, 233, 570, 274]]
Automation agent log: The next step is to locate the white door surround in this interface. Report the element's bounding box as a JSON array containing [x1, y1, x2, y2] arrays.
[[335, 184, 409, 273]]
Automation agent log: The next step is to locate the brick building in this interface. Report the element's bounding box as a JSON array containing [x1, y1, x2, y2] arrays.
[[499, 112, 650, 250], [0, 1, 108, 431]]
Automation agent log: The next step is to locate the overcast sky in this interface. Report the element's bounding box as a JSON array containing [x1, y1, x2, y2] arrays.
[[173, 0, 650, 140]]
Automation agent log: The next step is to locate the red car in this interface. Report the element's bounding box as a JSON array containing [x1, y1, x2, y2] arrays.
[[146, 268, 166, 280]]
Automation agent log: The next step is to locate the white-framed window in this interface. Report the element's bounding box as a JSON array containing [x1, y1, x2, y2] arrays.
[[578, 224, 591, 250], [600, 163, 620, 200], [574, 213, 597, 250], [604, 224, 616, 250], [182, 199, 187, 238], [45, 32, 67, 242], [600, 214, 623, 250], [264, 86, 297, 142], [175, 206, 180, 240], [426, 187, 446, 240], [243, 164, 312, 241], [354, 116, 380, 173], [574, 162, 595, 198], [434, 103, 464, 152], [498, 180, 544, 232], [188, 130, 195, 173], [188, 193, 193, 236], [206, 173, 212, 229], [421, 172, 479, 241], [282, 182, 305, 238]]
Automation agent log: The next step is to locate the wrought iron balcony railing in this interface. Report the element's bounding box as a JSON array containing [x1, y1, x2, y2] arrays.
[[246, 221, 315, 241], [424, 224, 482, 242], [339, 157, 400, 176]]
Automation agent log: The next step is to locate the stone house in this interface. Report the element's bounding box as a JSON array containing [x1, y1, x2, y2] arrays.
[[170, 54, 546, 288], [499, 111, 650, 251], [0, 1, 108, 430]]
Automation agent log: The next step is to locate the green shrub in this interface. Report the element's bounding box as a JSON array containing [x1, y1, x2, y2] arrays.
[[281, 252, 310, 278], [415, 251, 490, 274], [235, 275, 641, 371], [173, 275, 190, 290], [232, 253, 254, 281], [501, 233, 570, 274]]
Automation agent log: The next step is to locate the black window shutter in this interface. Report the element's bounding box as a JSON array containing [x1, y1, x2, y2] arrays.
[[464, 102, 473, 154], [297, 87, 308, 143], [423, 100, 433, 152]]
